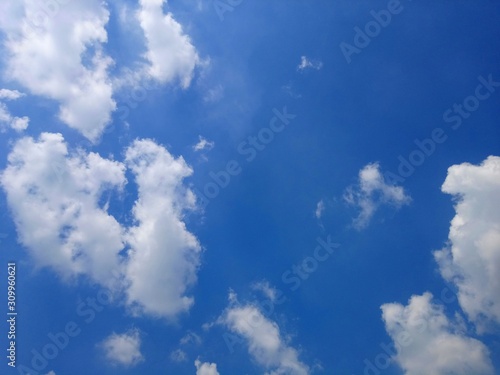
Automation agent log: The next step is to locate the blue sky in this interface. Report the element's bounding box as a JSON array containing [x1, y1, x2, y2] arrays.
[[0, 1, 499, 374]]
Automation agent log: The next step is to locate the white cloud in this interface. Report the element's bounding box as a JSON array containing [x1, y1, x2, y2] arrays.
[[0, 88, 29, 132], [0, 89, 24, 100], [100, 329, 144, 367], [44, 371, 56, 375], [1, 134, 202, 319], [297, 56, 323, 71], [381, 292, 494, 375], [315, 200, 325, 219], [0, 133, 126, 287], [138, 0, 200, 88], [434, 156, 500, 332], [10, 116, 29, 132], [124, 139, 201, 318], [344, 162, 410, 229], [0, 0, 116, 142], [193, 136, 214, 152], [219, 294, 310, 375], [195, 359, 220, 375]]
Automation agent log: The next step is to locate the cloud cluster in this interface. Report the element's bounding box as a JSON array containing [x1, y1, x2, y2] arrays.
[[344, 162, 410, 229], [0, 0, 201, 142], [0, 0, 115, 142], [1, 134, 201, 319], [381, 293, 494, 375], [100, 329, 144, 367], [434, 156, 500, 332], [380, 156, 500, 374]]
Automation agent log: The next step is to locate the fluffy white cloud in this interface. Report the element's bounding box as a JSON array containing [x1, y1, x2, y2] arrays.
[[124, 139, 201, 318], [344, 162, 410, 229], [381, 292, 494, 375], [297, 56, 323, 71], [434, 156, 500, 332], [1, 134, 202, 319], [138, 0, 200, 88], [100, 329, 144, 367], [0, 0, 116, 142], [219, 294, 310, 375], [195, 359, 220, 375], [0, 133, 126, 287]]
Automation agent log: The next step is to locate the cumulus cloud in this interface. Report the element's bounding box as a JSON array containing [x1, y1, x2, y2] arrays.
[[297, 56, 323, 71], [138, 0, 200, 88], [193, 136, 214, 152], [218, 293, 310, 375], [1, 134, 202, 319], [381, 293, 494, 375], [0, 133, 126, 287], [434, 156, 500, 332], [0, 0, 116, 142], [100, 329, 144, 367], [124, 139, 201, 318], [344, 162, 410, 229], [195, 359, 220, 375]]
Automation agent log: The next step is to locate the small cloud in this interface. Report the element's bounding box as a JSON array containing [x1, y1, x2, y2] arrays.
[[195, 359, 220, 375], [251, 280, 279, 302], [193, 136, 214, 152], [0, 102, 29, 132], [315, 199, 325, 219], [0, 89, 25, 100], [11, 116, 29, 132], [344, 162, 410, 229], [44, 371, 56, 375], [203, 84, 224, 103], [180, 331, 202, 346], [281, 82, 302, 99], [100, 329, 144, 367], [297, 56, 323, 71], [170, 349, 188, 362]]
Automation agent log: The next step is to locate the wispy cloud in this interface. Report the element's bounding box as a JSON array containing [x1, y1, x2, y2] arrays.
[[297, 56, 323, 71], [193, 136, 215, 152], [315, 199, 325, 219], [344, 162, 410, 229]]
